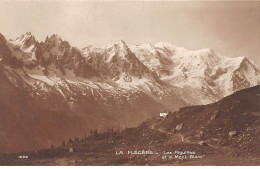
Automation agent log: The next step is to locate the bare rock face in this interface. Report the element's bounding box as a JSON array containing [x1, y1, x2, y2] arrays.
[[69, 147, 74, 153], [199, 141, 207, 146], [199, 131, 205, 137], [211, 110, 219, 120], [175, 123, 183, 131], [229, 131, 237, 137]]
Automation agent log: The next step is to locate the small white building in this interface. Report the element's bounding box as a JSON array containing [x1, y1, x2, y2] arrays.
[[160, 112, 169, 118]]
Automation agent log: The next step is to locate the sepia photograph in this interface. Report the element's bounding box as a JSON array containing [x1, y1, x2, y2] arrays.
[[0, 0, 259, 166]]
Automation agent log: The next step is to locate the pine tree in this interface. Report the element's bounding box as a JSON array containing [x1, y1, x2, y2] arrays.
[[68, 138, 73, 145], [62, 140, 66, 147], [94, 129, 98, 137]]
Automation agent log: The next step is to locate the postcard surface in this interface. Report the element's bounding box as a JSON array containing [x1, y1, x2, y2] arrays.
[[0, 0, 259, 166]]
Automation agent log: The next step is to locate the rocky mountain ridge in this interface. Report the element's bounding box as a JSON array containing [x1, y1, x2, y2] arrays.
[[0, 32, 259, 153]]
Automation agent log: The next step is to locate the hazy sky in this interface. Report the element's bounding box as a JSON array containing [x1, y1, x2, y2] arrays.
[[0, 1, 259, 65]]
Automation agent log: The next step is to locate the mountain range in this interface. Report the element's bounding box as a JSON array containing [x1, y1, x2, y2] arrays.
[[0, 32, 259, 154]]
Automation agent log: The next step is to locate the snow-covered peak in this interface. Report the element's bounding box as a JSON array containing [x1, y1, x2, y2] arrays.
[[81, 40, 259, 91], [101, 40, 133, 63], [104, 40, 128, 50], [10, 32, 36, 46], [155, 41, 175, 48], [82, 41, 131, 60], [155, 42, 186, 51], [82, 45, 104, 56], [137, 43, 156, 51], [129, 43, 159, 58], [19, 32, 34, 41], [9, 32, 36, 54]]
